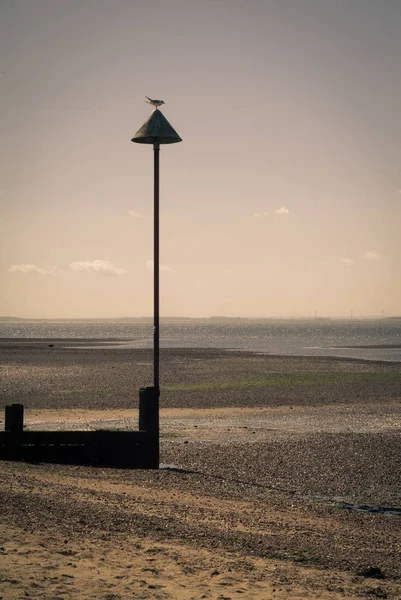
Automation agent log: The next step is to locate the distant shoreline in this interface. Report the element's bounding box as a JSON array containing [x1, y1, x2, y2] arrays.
[[1, 338, 401, 349], [1, 339, 401, 366], [329, 343, 401, 349], [0, 337, 401, 354]]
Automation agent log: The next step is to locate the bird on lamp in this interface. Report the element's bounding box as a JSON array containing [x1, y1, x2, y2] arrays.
[[145, 96, 165, 109]]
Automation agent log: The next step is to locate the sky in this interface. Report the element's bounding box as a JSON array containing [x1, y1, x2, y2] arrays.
[[1, 0, 400, 319]]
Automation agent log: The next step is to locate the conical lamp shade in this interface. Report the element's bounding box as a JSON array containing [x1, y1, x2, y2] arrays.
[[131, 110, 182, 144]]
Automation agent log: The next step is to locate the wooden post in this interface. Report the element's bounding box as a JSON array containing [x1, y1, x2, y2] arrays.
[[5, 404, 24, 433], [139, 387, 159, 435], [139, 386, 159, 468]]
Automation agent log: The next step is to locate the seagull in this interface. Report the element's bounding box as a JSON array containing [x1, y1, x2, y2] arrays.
[[145, 96, 165, 109]]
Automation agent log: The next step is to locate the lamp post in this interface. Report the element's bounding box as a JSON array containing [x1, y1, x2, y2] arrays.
[[131, 106, 182, 466]]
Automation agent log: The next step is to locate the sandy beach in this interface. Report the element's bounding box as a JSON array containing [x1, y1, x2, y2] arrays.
[[1, 343, 400, 599]]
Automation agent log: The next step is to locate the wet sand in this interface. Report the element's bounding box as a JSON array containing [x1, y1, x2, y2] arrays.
[[1, 342, 400, 410], [0, 343, 400, 599]]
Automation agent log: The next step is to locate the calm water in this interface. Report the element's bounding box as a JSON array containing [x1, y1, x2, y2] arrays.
[[1, 319, 401, 362]]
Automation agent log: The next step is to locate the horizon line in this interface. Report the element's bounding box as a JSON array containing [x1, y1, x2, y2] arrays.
[[1, 315, 400, 321]]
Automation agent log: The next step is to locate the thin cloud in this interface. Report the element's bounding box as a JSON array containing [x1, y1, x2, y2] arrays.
[[128, 210, 143, 218], [8, 264, 57, 275], [193, 279, 210, 290], [340, 258, 355, 267], [252, 212, 269, 218], [69, 260, 127, 275], [364, 251, 379, 261], [146, 260, 175, 273], [274, 206, 290, 215]]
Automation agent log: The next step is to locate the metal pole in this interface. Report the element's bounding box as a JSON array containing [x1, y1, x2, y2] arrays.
[[153, 142, 160, 394], [132, 108, 181, 467]]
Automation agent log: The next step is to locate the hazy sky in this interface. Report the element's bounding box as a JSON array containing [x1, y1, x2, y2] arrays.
[[1, 0, 400, 318]]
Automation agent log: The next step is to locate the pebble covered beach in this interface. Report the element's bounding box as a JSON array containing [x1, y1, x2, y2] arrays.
[[1, 341, 400, 599]]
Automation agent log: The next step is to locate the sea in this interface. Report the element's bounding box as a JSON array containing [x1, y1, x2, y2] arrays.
[[1, 319, 401, 363]]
